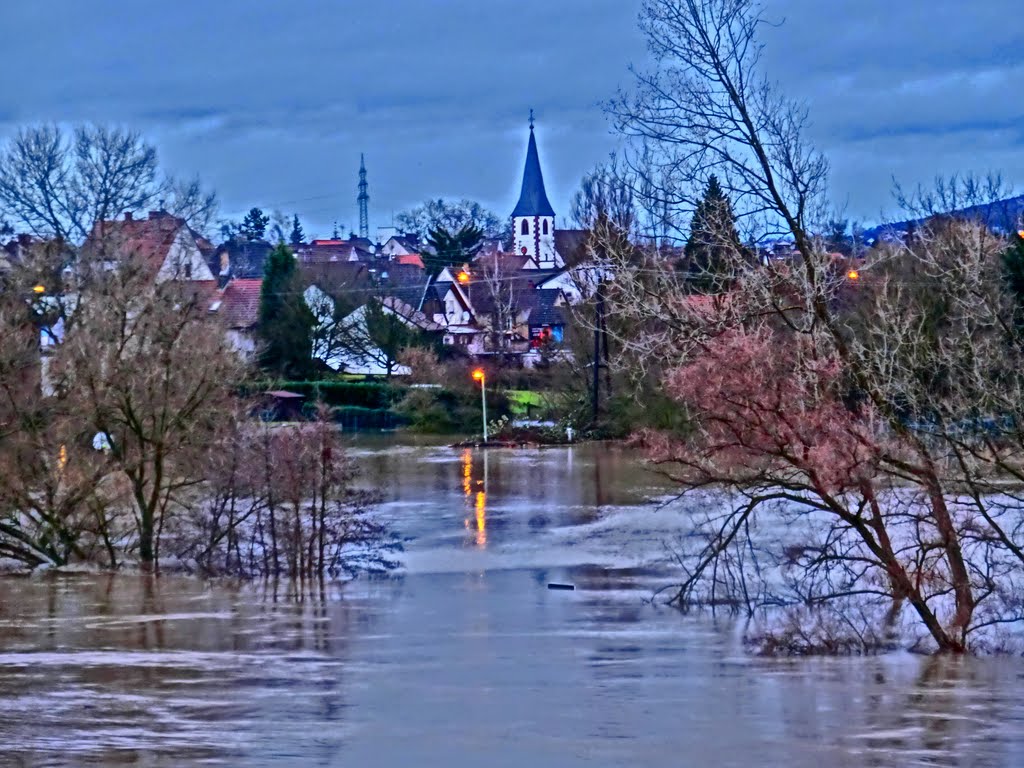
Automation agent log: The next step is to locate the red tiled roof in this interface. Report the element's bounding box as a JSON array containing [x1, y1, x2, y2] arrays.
[[396, 253, 424, 268], [87, 214, 184, 274], [215, 278, 263, 328]]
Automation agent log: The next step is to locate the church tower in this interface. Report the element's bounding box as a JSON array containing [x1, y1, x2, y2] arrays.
[[512, 113, 561, 270]]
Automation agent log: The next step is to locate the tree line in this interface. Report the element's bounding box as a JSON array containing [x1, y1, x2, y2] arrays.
[[0, 128, 399, 577]]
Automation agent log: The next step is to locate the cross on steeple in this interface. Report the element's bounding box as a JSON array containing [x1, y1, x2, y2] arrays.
[[529, 108, 534, 130]]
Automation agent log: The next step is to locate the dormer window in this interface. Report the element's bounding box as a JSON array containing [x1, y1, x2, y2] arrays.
[[521, 219, 530, 235]]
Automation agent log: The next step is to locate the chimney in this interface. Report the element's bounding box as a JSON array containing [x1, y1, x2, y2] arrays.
[[124, 211, 133, 221]]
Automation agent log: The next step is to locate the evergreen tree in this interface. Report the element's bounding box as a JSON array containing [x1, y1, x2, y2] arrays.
[[258, 244, 314, 377], [289, 214, 305, 246], [241, 207, 270, 240], [424, 224, 483, 276], [683, 175, 743, 293]]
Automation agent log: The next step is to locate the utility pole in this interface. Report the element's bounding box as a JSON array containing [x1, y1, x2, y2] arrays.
[[358, 154, 369, 239]]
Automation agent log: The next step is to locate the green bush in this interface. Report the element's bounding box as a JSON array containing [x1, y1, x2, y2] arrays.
[[395, 386, 511, 435]]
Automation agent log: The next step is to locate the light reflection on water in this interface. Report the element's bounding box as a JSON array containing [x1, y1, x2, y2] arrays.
[[1, 441, 1023, 767]]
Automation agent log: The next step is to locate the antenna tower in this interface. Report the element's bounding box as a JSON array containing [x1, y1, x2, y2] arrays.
[[357, 153, 369, 239]]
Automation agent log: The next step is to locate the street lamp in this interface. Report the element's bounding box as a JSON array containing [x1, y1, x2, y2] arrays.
[[32, 284, 45, 294], [472, 368, 487, 443], [846, 269, 860, 281]]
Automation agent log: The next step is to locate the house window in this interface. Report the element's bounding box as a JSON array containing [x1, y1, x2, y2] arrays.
[[184, 261, 192, 278], [542, 219, 549, 235], [521, 219, 530, 235]]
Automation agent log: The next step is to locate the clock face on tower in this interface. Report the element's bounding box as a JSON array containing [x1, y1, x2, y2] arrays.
[[521, 247, 528, 255]]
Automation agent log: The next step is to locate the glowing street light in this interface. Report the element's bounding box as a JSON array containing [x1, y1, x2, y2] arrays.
[[457, 270, 471, 284], [846, 269, 860, 281], [472, 368, 487, 443], [32, 284, 45, 294]]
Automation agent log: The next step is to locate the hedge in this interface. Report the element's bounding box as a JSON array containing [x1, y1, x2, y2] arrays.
[[245, 380, 409, 410]]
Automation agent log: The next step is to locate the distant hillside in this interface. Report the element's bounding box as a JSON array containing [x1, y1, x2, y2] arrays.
[[862, 195, 1024, 243]]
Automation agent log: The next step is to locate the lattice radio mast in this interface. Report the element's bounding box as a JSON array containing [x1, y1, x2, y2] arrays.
[[357, 153, 369, 239]]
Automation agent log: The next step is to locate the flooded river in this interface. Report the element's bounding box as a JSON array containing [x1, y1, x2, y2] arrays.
[[2, 441, 1023, 766]]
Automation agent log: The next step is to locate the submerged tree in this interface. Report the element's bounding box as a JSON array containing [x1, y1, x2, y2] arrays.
[[171, 414, 400, 578], [60, 245, 244, 568], [0, 237, 398, 576], [604, 0, 1024, 654]]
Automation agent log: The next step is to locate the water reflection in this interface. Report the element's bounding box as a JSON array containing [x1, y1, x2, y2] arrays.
[[0, 574, 361, 767], [462, 448, 488, 548], [3, 443, 1024, 767]]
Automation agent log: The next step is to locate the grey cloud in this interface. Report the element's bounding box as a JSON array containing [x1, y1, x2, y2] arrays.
[[1, 0, 1022, 234]]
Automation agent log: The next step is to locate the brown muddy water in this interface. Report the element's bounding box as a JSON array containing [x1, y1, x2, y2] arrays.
[[1, 439, 1023, 766]]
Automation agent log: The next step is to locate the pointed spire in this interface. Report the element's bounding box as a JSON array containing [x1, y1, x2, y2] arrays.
[[512, 114, 555, 218]]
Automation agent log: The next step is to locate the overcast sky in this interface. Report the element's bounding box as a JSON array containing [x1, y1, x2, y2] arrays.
[[2, 0, 1022, 238]]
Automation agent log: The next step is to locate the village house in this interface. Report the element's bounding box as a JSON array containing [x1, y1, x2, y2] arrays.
[[77, 211, 272, 361], [299, 120, 592, 367]]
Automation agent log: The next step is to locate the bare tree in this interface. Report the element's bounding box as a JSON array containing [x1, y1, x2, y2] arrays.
[[605, 0, 1024, 653], [169, 414, 400, 579], [53, 241, 243, 569], [571, 155, 638, 233], [475, 254, 523, 354], [0, 124, 216, 242], [0, 234, 398, 577]]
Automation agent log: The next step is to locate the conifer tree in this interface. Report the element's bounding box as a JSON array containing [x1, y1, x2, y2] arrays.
[[241, 207, 270, 240], [258, 244, 314, 377], [683, 175, 743, 293], [424, 224, 483, 276], [289, 214, 305, 246]]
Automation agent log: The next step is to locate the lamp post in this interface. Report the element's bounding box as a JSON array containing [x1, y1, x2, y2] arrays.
[[472, 368, 487, 443]]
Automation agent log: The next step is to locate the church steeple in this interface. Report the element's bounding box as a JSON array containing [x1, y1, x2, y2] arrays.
[[512, 112, 560, 270], [512, 113, 555, 218]]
